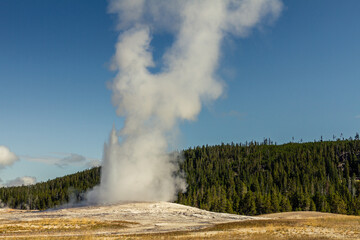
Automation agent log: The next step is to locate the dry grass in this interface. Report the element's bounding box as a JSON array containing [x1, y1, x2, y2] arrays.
[[0, 218, 136, 239], [122, 214, 360, 240], [1, 211, 360, 239]]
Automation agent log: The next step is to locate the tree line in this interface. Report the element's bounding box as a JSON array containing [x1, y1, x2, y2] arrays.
[[177, 139, 360, 215], [1, 138, 360, 215], [0, 167, 100, 210]]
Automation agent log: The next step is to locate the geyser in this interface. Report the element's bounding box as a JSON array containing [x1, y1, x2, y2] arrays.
[[88, 0, 282, 204]]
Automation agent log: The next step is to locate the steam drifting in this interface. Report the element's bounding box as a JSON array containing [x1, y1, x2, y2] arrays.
[[88, 0, 282, 204]]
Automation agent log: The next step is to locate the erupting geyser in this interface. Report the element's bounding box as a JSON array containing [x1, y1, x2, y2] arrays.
[[87, 0, 282, 204]]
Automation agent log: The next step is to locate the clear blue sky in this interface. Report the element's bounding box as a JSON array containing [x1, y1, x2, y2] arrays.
[[0, 0, 359, 183]]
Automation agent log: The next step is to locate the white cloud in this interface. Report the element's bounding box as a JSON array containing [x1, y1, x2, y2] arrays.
[[3, 176, 37, 187], [355, 115, 360, 119], [0, 146, 19, 169]]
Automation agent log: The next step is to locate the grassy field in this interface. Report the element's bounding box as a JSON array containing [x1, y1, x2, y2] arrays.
[[0, 211, 359, 239]]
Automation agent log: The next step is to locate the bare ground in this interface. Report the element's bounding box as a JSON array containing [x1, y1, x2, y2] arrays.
[[0, 202, 359, 239]]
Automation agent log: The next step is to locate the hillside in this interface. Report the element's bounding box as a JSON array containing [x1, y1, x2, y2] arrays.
[[1, 139, 360, 216]]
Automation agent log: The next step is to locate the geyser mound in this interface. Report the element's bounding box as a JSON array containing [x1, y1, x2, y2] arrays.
[[87, 127, 186, 203]]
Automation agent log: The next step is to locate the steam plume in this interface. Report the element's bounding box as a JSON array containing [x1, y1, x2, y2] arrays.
[[88, 0, 282, 204]]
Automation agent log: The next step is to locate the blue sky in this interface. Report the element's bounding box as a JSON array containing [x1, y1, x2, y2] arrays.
[[0, 0, 359, 184]]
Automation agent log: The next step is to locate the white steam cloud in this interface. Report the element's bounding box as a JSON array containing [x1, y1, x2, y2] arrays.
[[88, 0, 282, 204], [0, 146, 19, 169]]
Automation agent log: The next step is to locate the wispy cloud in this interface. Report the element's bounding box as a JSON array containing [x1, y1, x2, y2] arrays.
[[21, 153, 100, 169], [355, 114, 360, 119], [55, 153, 86, 168], [20, 155, 59, 164]]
